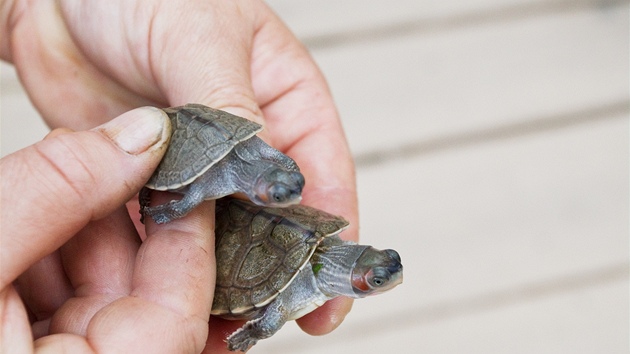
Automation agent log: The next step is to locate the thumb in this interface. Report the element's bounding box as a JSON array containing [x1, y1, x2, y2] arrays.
[[0, 106, 170, 289]]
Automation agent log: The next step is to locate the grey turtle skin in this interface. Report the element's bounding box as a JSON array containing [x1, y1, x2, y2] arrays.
[[213, 198, 403, 352], [140, 104, 305, 224]]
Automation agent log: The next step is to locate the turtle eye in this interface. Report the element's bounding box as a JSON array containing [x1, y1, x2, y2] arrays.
[[368, 268, 391, 288], [270, 185, 289, 203], [369, 275, 387, 287], [372, 277, 385, 287]]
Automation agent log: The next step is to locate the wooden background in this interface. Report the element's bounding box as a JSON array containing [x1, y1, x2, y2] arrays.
[[1, 0, 628, 352]]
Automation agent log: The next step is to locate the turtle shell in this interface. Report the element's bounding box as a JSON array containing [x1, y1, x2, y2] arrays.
[[212, 198, 349, 318], [146, 104, 263, 190]]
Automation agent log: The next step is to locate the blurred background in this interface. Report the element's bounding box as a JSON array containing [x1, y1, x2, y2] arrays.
[[1, 0, 628, 353]]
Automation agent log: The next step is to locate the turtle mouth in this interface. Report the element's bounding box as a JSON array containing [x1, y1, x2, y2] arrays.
[[250, 183, 303, 207], [269, 185, 302, 206], [352, 268, 403, 296], [351, 269, 373, 294], [253, 169, 304, 207]]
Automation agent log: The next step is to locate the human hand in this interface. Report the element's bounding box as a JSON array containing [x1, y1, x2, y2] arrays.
[[1, 107, 229, 353], [2, 0, 358, 345]]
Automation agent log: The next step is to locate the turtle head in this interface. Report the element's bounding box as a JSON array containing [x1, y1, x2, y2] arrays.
[[351, 248, 403, 297], [252, 167, 305, 207]]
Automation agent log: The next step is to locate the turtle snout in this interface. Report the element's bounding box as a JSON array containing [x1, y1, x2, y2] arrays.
[[385, 249, 401, 264], [385, 249, 403, 275], [292, 171, 305, 191]]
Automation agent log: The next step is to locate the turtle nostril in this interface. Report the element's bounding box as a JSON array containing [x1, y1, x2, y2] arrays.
[[388, 261, 402, 274], [385, 249, 401, 263], [293, 172, 305, 189]]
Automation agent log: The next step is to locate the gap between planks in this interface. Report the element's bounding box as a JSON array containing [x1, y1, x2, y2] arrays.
[[354, 99, 630, 169], [302, 0, 628, 49]]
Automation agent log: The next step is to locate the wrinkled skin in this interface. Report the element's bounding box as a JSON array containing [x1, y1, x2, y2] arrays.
[[0, 0, 358, 353]]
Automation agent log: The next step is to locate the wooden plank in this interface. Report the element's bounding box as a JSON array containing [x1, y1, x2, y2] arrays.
[[358, 114, 627, 299], [257, 279, 628, 353], [265, 0, 625, 42], [308, 4, 629, 155], [1, 63, 49, 157]]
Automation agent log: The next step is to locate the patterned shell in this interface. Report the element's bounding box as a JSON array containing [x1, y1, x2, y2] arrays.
[[146, 104, 262, 190], [212, 199, 349, 317]]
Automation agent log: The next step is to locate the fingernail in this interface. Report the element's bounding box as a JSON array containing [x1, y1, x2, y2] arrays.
[[97, 107, 170, 155]]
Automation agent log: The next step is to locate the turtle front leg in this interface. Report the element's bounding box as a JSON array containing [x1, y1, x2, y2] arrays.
[[226, 303, 289, 352], [141, 186, 206, 224], [138, 187, 155, 223]]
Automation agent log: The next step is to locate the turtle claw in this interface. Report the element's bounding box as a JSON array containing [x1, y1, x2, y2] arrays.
[[144, 211, 173, 224], [226, 328, 258, 352], [141, 200, 184, 224]]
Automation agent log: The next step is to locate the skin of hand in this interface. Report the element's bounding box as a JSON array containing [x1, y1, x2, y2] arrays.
[[0, 108, 219, 352], [1, 0, 358, 353]]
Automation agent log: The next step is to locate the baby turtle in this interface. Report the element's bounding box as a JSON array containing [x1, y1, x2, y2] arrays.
[[140, 104, 305, 224], [213, 198, 403, 352]]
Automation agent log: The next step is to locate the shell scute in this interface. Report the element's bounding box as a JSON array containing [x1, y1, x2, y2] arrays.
[[252, 282, 277, 306], [146, 104, 262, 189], [284, 245, 311, 270], [238, 244, 282, 285]]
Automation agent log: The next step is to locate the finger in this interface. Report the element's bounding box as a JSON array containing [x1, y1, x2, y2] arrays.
[[15, 136, 112, 327], [285, 142, 359, 336], [250, 7, 359, 237], [48, 206, 141, 336], [133, 194, 215, 319], [203, 317, 245, 354], [250, 7, 359, 336], [45, 128, 74, 139], [0, 286, 35, 354], [0, 106, 170, 290], [126, 195, 148, 240], [296, 297, 354, 336], [8, 0, 158, 130], [60, 207, 139, 297], [83, 197, 215, 354], [14, 251, 73, 334]]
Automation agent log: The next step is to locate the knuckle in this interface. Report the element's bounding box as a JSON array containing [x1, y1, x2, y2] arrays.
[[30, 134, 102, 213]]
